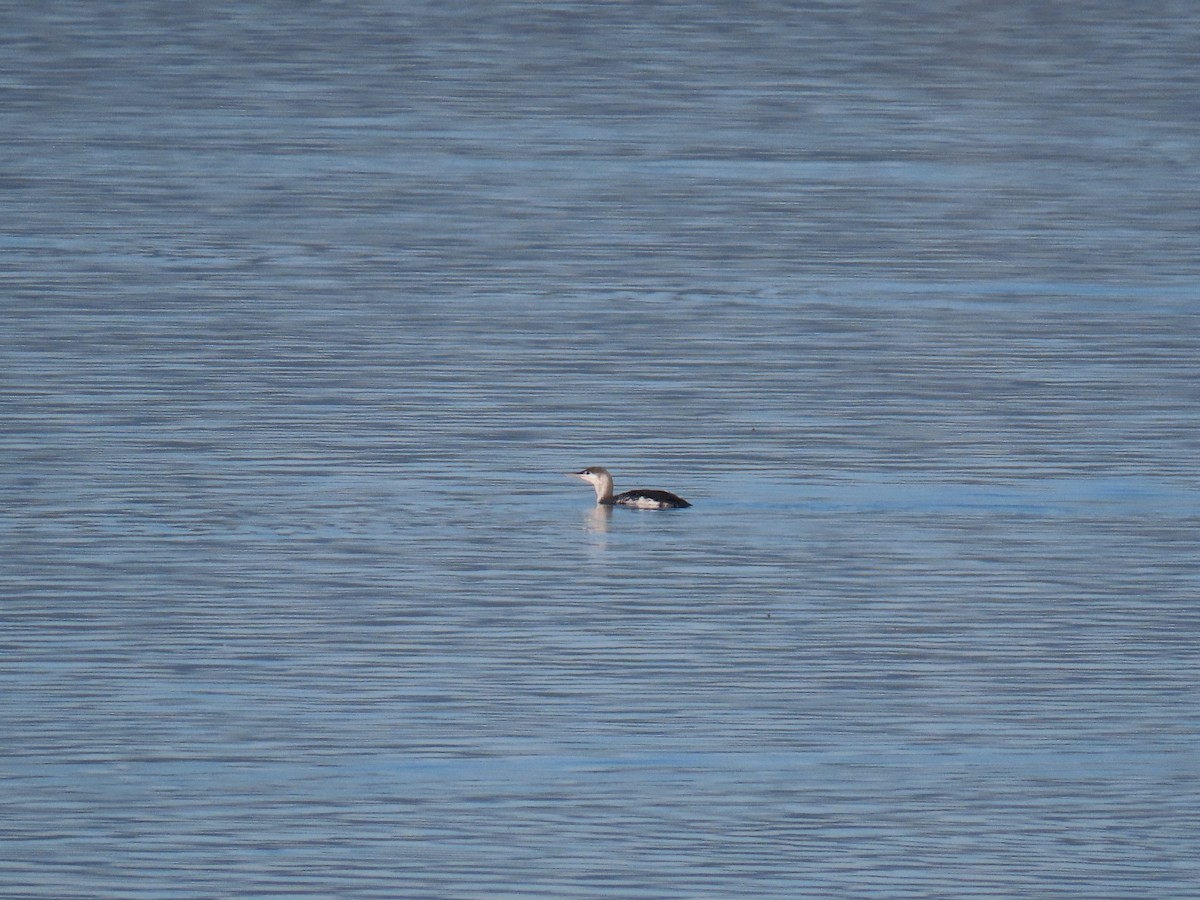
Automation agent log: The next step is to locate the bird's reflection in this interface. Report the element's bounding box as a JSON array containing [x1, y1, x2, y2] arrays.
[[583, 504, 613, 534]]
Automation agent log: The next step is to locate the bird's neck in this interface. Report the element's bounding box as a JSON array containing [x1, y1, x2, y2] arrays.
[[594, 476, 614, 503]]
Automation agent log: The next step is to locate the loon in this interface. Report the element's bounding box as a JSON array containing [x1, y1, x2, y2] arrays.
[[570, 466, 691, 509]]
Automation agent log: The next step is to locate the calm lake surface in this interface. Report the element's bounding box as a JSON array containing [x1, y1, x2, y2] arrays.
[[2, 2, 1199, 896]]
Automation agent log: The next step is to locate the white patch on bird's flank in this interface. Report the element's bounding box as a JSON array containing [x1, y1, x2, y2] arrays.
[[624, 496, 666, 509]]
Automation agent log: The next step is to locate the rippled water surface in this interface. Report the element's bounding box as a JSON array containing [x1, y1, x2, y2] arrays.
[[3, 2, 1199, 897]]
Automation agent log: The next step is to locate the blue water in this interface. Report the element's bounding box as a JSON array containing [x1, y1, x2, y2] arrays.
[[3, 2, 1199, 897]]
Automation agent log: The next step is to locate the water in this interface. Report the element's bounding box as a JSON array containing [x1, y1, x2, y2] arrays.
[[3, 2, 1199, 896]]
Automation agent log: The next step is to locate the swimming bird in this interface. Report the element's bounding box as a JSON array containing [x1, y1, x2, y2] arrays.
[[569, 466, 691, 509]]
